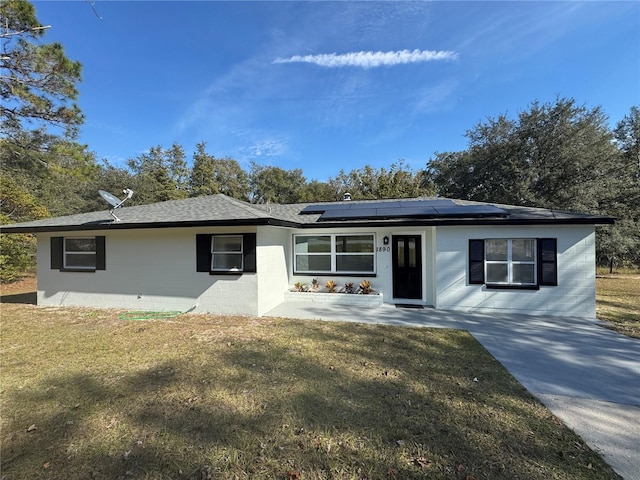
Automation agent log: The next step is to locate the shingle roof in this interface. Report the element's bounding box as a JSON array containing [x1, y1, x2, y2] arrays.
[[0, 194, 615, 234]]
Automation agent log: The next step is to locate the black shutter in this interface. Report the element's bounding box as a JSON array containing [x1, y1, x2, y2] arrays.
[[243, 233, 257, 273], [51, 237, 63, 269], [196, 234, 212, 272], [538, 238, 557, 286], [95, 236, 106, 270], [469, 239, 485, 284]]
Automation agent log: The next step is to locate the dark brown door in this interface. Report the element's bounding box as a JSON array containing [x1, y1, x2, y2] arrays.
[[392, 235, 422, 299]]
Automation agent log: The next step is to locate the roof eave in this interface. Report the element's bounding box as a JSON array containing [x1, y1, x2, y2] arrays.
[[1, 214, 615, 234], [1, 218, 299, 234], [300, 217, 616, 228]]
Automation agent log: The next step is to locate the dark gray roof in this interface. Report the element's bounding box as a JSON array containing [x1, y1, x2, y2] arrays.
[[0, 194, 615, 234]]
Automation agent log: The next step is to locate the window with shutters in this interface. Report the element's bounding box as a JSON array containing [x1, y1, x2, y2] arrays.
[[50, 236, 106, 272], [196, 233, 256, 274], [469, 238, 557, 288]]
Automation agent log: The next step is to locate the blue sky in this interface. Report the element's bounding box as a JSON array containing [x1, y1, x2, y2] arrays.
[[34, 1, 639, 181]]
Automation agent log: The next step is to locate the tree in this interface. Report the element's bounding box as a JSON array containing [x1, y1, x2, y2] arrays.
[[1, 0, 83, 138], [0, 175, 49, 282], [249, 162, 307, 204], [600, 105, 640, 270], [329, 160, 434, 200], [127, 143, 189, 204], [189, 142, 249, 200], [428, 99, 621, 213], [516, 99, 619, 213], [614, 105, 640, 193], [298, 180, 339, 202]]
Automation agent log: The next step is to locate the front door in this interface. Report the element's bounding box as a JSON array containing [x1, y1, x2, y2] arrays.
[[392, 235, 422, 300]]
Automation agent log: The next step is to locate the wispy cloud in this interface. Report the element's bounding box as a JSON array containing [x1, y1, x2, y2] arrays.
[[273, 49, 458, 69], [239, 137, 288, 158]]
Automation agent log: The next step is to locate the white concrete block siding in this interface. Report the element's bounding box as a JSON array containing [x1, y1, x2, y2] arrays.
[[37, 227, 261, 315], [434, 225, 597, 317], [256, 226, 290, 315], [35, 223, 598, 318]]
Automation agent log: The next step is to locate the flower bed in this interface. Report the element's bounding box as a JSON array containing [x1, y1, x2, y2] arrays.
[[284, 290, 383, 307]]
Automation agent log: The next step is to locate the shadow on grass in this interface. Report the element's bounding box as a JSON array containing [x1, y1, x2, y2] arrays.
[[0, 291, 36, 304], [1, 322, 620, 480]]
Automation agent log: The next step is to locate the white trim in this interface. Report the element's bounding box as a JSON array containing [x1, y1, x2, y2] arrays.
[[293, 233, 377, 275], [211, 234, 244, 272], [485, 238, 536, 285], [63, 237, 96, 270], [390, 231, 426, 302]]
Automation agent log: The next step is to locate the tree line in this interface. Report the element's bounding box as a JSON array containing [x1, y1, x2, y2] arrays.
[[1, 0, 638, 281]]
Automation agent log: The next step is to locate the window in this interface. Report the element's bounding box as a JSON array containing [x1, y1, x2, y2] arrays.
[[212, 235, 243, 271], [64, 237, 97, 270], [51, 236, 106, 272], [469, 238, 557, 288], [196, 233, 256, 274], [294, 234, 375, 274], [485, 239, 536, 285]]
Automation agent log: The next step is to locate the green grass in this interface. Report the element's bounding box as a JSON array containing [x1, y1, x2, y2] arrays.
[[0, 301, 619, 479], [596, 274, 640, 339]]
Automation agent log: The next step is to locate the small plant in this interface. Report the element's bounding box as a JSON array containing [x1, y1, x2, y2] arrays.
[[344, 282, 354, 294], [311, 278, 320, 291], [294, 282, 305, 292], [359, 280, 373, 294], [326, 280, 337, 293]]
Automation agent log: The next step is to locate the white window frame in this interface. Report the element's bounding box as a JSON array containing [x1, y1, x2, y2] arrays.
[[485, 238, 536, 286], [211, 235, 244, 272], [293, 233, 376, 275], [63, 237, 97, 270]]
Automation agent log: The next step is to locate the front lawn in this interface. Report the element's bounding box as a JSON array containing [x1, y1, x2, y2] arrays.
[[0, 300, 619, 479], [596, 274, 640, 339]]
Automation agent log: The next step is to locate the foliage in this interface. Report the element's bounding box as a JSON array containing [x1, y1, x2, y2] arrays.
[[126, 143, 189, 204], [0, 0, 83, 138], [249, 161, 308, 204], [358, 279, 373, 294], [329, 160, 435, 200], [297, 179, 338, 202], [0, 175, 49, 282], [0, 131, 99, 216], [189, 142, 249, 200], [325, 280, 337, 293]]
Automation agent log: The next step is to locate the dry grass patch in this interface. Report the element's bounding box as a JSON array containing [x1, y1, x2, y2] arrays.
[[596, 274, 640, 339], [0, 301, 619, 480]]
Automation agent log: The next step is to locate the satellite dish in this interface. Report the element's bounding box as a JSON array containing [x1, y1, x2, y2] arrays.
[[98, 188, 133, 222]]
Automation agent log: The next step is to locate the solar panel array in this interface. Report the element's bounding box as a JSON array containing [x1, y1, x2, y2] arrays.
[[300, 199, 509, 221]]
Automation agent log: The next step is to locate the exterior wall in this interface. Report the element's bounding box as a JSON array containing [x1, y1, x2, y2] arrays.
[[35, 222, 598, 318], [256, 226, 290, 315], [37, 226, 260, 315], [434, 225, 597, 317], [287, 226, 435, 306]]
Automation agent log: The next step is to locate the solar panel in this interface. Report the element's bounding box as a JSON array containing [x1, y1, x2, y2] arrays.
[[301, 198, 457, 215], [302, 199, 508, 221], [300, 204, 346, 214], [319, 208, 380, 220], [433, 205, 508, 217]]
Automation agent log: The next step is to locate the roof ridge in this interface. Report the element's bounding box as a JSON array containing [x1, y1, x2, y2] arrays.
[[216, 194, 271, 218]]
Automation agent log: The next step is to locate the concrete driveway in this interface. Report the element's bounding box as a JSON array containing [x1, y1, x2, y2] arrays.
[[265, 302, 640, 480]]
